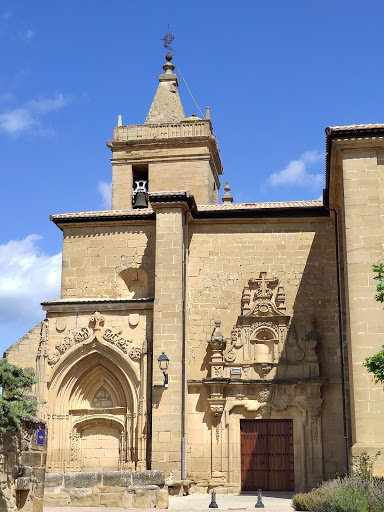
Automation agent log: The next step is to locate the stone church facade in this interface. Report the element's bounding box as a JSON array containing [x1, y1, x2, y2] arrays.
[[5, 54, 384, 493]]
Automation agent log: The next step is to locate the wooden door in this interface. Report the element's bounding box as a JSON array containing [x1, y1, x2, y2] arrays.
[[240, 419, 294, 491]]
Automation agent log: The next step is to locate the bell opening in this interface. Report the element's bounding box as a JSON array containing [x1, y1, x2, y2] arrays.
[[132, 165, 148, 209]]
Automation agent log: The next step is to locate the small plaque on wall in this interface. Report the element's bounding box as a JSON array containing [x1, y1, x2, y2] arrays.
[[37, 430, 46, 445], [230, 367, 242, 375]]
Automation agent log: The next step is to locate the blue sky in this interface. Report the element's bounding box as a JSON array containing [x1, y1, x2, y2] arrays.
[[1, 0, 383, 354]]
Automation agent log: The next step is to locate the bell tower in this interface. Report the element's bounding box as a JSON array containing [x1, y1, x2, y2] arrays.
[[107, 53, 223, 208]]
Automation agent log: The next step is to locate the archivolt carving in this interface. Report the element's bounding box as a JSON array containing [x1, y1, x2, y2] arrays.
[[48, 312, 136, 366], [103, 329, 130, 354]]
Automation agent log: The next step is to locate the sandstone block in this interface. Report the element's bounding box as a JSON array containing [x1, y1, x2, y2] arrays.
[[132, 470, 165, 486], [123, 489, 135, 508], [69, 488, 99, 507], [43, 493, 70, 506], [20, 452, 41, 467], [64, 471, 102, 488], [100, 491, 124, 507], [103, 470, 132, 487], [45, 472, 63, 488], [156, 487, 169, 508], [133, 488, 154, 508]]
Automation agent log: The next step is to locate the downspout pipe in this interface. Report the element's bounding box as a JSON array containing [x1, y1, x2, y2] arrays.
[[181, 207, 191, 487], [326, 205, 349, 472]]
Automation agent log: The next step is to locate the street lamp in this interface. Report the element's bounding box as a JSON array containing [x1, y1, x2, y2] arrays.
[[157, 352, 169, 388]]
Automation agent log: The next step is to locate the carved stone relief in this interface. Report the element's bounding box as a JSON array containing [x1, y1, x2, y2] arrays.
[[258, 385, 273, 403], [47, 312, 142, 367], [310, 406, 321, 443], [207, 272, 290, 378], [304, 321, 320, 362]]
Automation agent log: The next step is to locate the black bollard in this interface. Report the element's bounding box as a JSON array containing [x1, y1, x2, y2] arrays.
[[255, 488, 264, 508], [209, 489, 218, 508]]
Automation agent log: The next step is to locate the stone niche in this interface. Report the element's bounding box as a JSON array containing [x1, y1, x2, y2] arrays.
[[208, 271, 320, 381], [44, 470, 168, 508]]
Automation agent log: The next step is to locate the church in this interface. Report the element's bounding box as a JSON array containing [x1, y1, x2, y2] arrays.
[[5, 49, 384, 494]]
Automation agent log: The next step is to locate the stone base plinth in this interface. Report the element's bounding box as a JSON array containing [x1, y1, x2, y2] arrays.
[[44, 470, 168, 508]]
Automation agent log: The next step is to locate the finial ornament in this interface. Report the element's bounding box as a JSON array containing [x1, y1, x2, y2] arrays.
[[161, 25, 175, 60], [222, 181, 233, 203]]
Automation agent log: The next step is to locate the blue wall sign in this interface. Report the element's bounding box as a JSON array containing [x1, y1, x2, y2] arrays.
[[37, 429, 46, 445]]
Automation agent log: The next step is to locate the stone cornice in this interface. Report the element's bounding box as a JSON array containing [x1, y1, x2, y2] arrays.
[[41, 297, 154, 313], [148, 191, 197, 213]]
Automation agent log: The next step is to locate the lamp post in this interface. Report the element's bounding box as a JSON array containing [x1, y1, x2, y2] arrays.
[[157, 352, 169, 388]]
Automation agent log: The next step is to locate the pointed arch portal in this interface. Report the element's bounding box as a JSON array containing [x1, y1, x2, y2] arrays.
[[46, 341, 143, 472]]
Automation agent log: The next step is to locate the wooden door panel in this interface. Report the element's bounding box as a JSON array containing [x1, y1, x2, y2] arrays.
[[241, 419, 268, 491], [240, 419, 294, 491]]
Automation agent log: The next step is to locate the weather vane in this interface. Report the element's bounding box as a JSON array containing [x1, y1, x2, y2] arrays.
[[161, 25, 175, 58]]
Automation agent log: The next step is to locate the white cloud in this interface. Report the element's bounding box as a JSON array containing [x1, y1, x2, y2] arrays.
[[267, 150, 324, 188], [0, 235, 61, 330], [23, 28, 35, 40], [0, 93, 68, 136], [27, 94, 66, 114], [0, 107, 34, 134], [98, 181, 112, 210]]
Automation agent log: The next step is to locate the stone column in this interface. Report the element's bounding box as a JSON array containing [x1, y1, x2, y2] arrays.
[[36, 319, 49, 420], [137, 343, 148, 470], [151, 196, 188, 478]]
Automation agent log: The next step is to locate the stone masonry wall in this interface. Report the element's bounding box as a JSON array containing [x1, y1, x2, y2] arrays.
[[60, 223, 155, 298], [185, 218, 345, 484], [187, 219, 340, 379], [4, 323, 41, 373], [0, 420, 47, 512], [44, 470, 168, 508]]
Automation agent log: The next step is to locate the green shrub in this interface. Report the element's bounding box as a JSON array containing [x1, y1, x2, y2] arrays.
[[291, 487, 330, 511], [0, 358, 37, 433], [371, 479, 384, 512], [351, 451, 381, 482], [329, 486, 370, 512], [291, 476, 384, 512]]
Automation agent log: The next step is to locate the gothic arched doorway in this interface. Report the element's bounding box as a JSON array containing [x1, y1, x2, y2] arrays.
[[47, 343, 141, 472]]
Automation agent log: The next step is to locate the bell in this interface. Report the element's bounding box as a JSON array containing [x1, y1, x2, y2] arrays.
[[133, 180, 148, 209], [133, 191, 148, 208]]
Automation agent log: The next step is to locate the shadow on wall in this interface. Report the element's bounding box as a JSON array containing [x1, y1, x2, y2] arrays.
[[290, 224, 347, 480], [116, 267, 149, 298]]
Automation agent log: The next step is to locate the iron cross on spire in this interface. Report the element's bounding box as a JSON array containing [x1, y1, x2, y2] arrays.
[[161, 25, 175, 57]]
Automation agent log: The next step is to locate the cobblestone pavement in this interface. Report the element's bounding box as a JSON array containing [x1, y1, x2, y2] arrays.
[[44, 490, 295, 511]]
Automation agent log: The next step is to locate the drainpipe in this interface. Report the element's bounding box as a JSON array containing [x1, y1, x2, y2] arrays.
[[181, 208, 191, 487], [327, 206, 349, 472]]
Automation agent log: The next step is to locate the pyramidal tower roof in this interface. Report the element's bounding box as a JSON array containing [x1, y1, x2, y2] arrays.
[[145, 53, 186, 124]]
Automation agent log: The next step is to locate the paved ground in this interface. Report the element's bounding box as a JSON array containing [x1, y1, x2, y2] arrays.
[[44, 490, 295, 511]]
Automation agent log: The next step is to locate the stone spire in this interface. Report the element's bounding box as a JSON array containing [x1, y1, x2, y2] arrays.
[[145, 54, 186, 124]]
